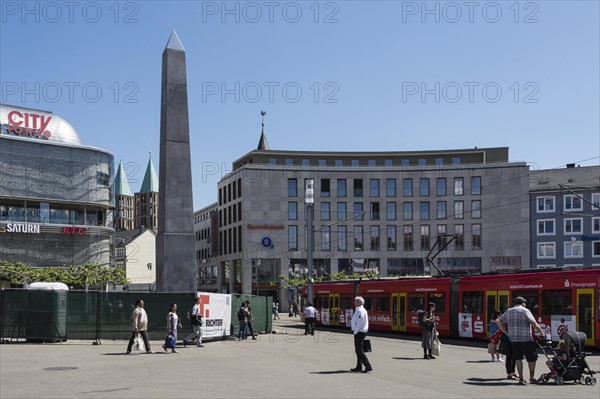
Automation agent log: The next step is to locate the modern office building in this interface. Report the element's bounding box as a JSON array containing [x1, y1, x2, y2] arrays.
[[196, 130, 531, 302], [0, 104, 114, 267], [529, 165, 600, 269]]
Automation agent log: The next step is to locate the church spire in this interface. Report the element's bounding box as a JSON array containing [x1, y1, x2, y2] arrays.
[[140, 152, 159, 193], [257, 111, 270, 150], [114, 160, 133, 197]]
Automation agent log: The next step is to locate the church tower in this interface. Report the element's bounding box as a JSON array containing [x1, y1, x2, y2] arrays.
[[114, 161, 135, 231], [135, 154, 159, 232]]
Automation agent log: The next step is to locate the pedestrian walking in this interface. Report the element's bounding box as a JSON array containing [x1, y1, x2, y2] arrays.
[[126, 299, 154, 354], [184, 297, 204, 347], [245, 301, 257, 340], [497, 296, 544, 385], [303, 302, 316, 335], [350, 296, 372, 373], [272, 301, 280, 320], [421, 302, 439, 359], [163, 303, 182, 353], [292, 301, 299, 317]]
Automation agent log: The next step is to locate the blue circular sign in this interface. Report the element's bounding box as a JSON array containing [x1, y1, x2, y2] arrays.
[[262, 237, 272, 248]]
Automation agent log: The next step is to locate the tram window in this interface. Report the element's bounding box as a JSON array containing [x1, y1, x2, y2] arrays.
[[462, 291, 483, 313], [363, 296, 374, 311], [428, 292, 445, 312], [541, 290, 572, 315], [512, 291, 539, 315], [319, 296, 329, 309], [340, 295, 352, 310], [375, 295, 390, 311], [408, 294, 425, 312]]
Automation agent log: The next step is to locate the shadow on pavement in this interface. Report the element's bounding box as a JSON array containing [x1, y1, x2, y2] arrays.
[[310, 370, 353, 374], [392, 357, 423, 361], [463, 377, 514, 386], [465, 360, 495, 363]]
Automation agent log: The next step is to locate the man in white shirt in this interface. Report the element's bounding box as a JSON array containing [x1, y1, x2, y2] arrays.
[[351, 296, 372, 373], [304, 302, 316, 335]]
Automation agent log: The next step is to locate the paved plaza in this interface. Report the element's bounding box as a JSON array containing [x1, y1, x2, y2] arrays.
[[1, 318, 599, 399]]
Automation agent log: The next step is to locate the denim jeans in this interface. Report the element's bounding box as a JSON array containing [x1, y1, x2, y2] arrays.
[[238, 320, 247, 340]]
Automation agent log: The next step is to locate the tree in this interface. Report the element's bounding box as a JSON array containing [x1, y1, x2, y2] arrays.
[[0, 261, 129, 289]]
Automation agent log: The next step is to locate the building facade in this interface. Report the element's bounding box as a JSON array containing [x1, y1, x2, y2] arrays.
[[0, 104, 114, 267], [194, 203, 218, 292], [115, 227, 157, 290], [529, 165, 600, 269], [197, 144, 531, 303]]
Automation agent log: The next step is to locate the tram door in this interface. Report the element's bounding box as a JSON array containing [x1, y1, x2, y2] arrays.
[[576, 289, 594, 346], [329, 294, 340, 326], [485, 290, 509, 335], [391, 293, 407, 332]]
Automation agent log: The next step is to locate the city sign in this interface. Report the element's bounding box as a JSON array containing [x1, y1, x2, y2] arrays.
[[1, 110, 52, 140]]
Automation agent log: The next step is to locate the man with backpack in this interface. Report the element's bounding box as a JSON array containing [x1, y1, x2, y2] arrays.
[[237, 302, 249, 341], [184, 297, 204, 347]]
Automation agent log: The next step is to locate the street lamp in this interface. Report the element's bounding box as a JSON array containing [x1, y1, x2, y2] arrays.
[[305, 178, 314, 305]]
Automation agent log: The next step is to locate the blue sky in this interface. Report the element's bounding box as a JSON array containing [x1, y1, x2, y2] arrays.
[[1, 1, 599, 210]]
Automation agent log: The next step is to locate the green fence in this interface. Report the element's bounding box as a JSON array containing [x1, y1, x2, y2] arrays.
[[230, 294, 273, 337], [0, 289, 272, 343]]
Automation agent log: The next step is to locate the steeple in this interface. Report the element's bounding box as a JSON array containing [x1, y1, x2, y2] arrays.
[[140, 152, 159, 193], [114, 161, 133, 197], [257, 111, 270, 150]]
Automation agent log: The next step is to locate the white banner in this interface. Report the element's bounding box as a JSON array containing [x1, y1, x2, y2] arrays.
[[321, 309, 330, 326], [458, 313, 473, 338], [196, 292, 232, 339], [551, 315, 576, 341]]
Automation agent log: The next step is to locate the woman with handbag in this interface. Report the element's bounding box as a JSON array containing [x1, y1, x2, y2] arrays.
[[163, 303, 182, 353], [421, 302, 439, 359]]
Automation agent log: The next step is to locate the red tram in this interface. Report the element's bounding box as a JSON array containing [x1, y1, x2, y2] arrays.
[[304, 269, 600, 348]]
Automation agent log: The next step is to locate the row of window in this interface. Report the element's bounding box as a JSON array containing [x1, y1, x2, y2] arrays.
[[463, 290, 578, 316], [219, 178, 242, 206], [537, 217, 600, 235], [0, 201, 106, 226], [219, 226, 243, 256], [289, 200, 482, 221], [537, 241, 600, 258], [288, 224, 482, 252], [271, 157, 463, 167], [288, 177, 482, 198], [197, 248, 212, 262], [536, 194, 600, 213], [315, 292, 446, 314], [220, 203, 242, 227], [316, 289, 579, 317]]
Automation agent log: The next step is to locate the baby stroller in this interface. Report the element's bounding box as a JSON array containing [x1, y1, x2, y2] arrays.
[[538, 330, 597, 386]]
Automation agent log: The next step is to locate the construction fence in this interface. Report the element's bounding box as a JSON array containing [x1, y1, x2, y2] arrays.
[[0, 289, 272, 343]]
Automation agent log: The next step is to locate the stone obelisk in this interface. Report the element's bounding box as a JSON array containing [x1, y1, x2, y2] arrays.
[[156, 30, 196, 292]]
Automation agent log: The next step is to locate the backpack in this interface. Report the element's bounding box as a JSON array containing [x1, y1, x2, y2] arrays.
[[237, 307, 246, 322]]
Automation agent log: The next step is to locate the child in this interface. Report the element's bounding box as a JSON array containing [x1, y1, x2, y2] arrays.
[[545, 339, 569, 376], [488, 310, 502, 362]]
